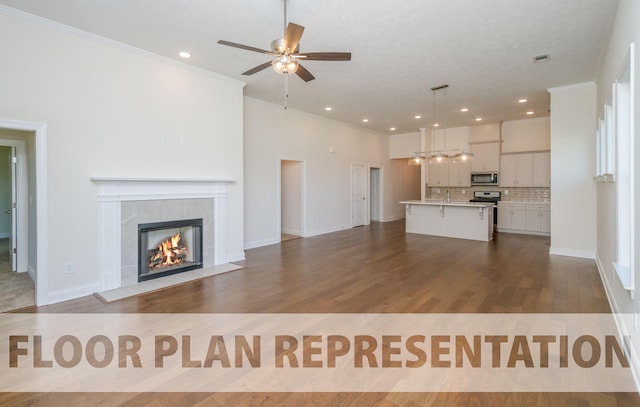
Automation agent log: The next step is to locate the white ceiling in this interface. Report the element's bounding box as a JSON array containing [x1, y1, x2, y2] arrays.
[[0, 0, 616, 134]]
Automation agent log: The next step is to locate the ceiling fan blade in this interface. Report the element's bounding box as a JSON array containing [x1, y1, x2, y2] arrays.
[[283, 23, 305, 53], [242, 61, 272, 76], [295, 64, 315, 82], [296, 52, 352, 61], [217, 40, 274, 55]]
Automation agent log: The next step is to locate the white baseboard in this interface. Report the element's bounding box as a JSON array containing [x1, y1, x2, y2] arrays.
[[595, 254, 640, 393], [549, 246, 595, 260], [47, 282, 103, 305], [381, 215, 405, 222], [226, 251, 246, 263], [281, 228, 301, 235], [244, 237, 281, 250], [304, 224, 352, 238]]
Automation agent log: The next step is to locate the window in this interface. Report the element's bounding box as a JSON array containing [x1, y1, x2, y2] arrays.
[[612, 43, 635, 291]]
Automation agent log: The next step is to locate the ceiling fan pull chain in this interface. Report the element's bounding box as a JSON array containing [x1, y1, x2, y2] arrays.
[[284, 73, 289, 110]]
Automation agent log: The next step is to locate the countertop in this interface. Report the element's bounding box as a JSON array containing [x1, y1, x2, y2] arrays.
[[400, 200, 495, 208]]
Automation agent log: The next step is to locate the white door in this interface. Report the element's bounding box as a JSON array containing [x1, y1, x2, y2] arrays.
[[10, 146, 16, 271], [351, 164, 365, 226]]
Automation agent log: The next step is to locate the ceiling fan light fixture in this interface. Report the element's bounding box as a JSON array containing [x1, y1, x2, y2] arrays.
[[272, 56, 298, 74]]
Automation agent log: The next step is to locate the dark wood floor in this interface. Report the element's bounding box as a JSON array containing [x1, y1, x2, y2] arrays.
[[4, 220, 639, 406]]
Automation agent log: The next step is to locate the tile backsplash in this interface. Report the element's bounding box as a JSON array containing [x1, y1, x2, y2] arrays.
[[426, 186, 550, 202]]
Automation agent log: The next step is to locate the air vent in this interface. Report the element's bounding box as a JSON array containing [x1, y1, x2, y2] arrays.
[[533, 54, 550, 63]]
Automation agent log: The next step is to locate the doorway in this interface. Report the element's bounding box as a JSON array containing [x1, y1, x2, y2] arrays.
[[369, 167, 383, 222], [280, 159, 304, 242], [0, 119, 47, 307], [0, 135, 32, 312]]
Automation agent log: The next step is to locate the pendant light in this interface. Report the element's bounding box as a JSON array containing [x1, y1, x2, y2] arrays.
[[408, 152, 425, 166]]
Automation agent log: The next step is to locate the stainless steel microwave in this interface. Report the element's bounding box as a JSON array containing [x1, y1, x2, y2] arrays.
[[471, 172, 499, 185]]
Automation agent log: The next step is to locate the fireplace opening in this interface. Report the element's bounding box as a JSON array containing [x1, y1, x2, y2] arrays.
[[138, 218, 203, 282]]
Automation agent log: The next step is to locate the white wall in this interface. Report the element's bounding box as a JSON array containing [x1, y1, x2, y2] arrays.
[[501, 117, 550, 152], [0, 9, 245, 303], [548, 83, 597, 258], [281, 160, 302, 235], [244, 97, 417, 249], [594, 0, 640, 385], [389, 132, 421, 159], [469, 123, 501, 143]]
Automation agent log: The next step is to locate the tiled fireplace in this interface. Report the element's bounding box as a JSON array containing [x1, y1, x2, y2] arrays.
[[92, 178, 232, 290]]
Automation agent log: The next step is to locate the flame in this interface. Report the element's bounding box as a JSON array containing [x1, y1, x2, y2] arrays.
[[150, 232, 187, 269]]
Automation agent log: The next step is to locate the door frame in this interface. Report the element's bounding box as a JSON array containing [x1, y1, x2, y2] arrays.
[[0, 139, 27, 272], [0, 118, 48, 306], [367, 166, 384, 224], [277, 156, 306, 240]]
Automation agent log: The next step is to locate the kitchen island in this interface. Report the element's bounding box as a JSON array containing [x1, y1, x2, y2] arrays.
[[400, 200, 494, 241]]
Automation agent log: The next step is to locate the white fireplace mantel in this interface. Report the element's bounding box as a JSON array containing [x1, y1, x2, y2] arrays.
[[91, 177, 233, 291]]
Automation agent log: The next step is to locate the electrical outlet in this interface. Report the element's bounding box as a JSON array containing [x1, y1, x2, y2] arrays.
[[65, 263, 74, 274], [162, 135, 169, 145], [504, 190, 509, 195], [461, 189, 466, 194]]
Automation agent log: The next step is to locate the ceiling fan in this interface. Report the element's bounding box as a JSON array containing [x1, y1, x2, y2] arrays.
[[217, 0, 351, 82]]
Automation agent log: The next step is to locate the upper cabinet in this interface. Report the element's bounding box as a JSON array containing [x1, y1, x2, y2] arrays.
[[427, 162, 449, 186], [500, 151, 549, 187], [532, 152, 550, 187], [448, 161, 471, 187], [427, 161, 471, 187], [470, 142, 501, 172]]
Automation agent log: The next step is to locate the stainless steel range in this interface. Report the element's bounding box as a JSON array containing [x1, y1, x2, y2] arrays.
[[469, 191, 501, 226]]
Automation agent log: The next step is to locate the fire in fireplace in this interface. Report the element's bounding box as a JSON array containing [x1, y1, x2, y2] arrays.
[[138, 218, 203, 282]]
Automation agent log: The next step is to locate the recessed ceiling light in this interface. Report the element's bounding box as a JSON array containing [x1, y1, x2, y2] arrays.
[[433, 123, 440, 127], [526, 111, 534, 115], [362, 118, 369, 123], [325, 107, 332, 111], [179, 51, 191, 59], [475, 117, 483, 122], [518, 98, 528, 103], [414, 115, 422, 119], [390, 127, 396, 131], [460, 108, 469, 112]]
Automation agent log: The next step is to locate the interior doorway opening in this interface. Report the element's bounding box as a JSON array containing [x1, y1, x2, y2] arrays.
[[369, 167, 383, 222], [0, 130, 34, 312], [280, 159, 304, 242]]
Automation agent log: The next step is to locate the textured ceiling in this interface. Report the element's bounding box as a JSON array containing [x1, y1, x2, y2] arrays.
[[0, 0, 617, 134]]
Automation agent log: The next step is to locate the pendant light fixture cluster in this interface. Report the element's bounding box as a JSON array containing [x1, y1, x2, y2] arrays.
[[408, 84, 474, 166]]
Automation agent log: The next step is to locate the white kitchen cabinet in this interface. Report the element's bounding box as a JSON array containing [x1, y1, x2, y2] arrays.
[[448, 161, 471, 187], [500, 153, 533, 187], [532, 152, 550, 187], [428, 162, 449, 187], [525, 203, 550, 233], [470, 142, 501, 172], [497, 202, 526, 230]]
